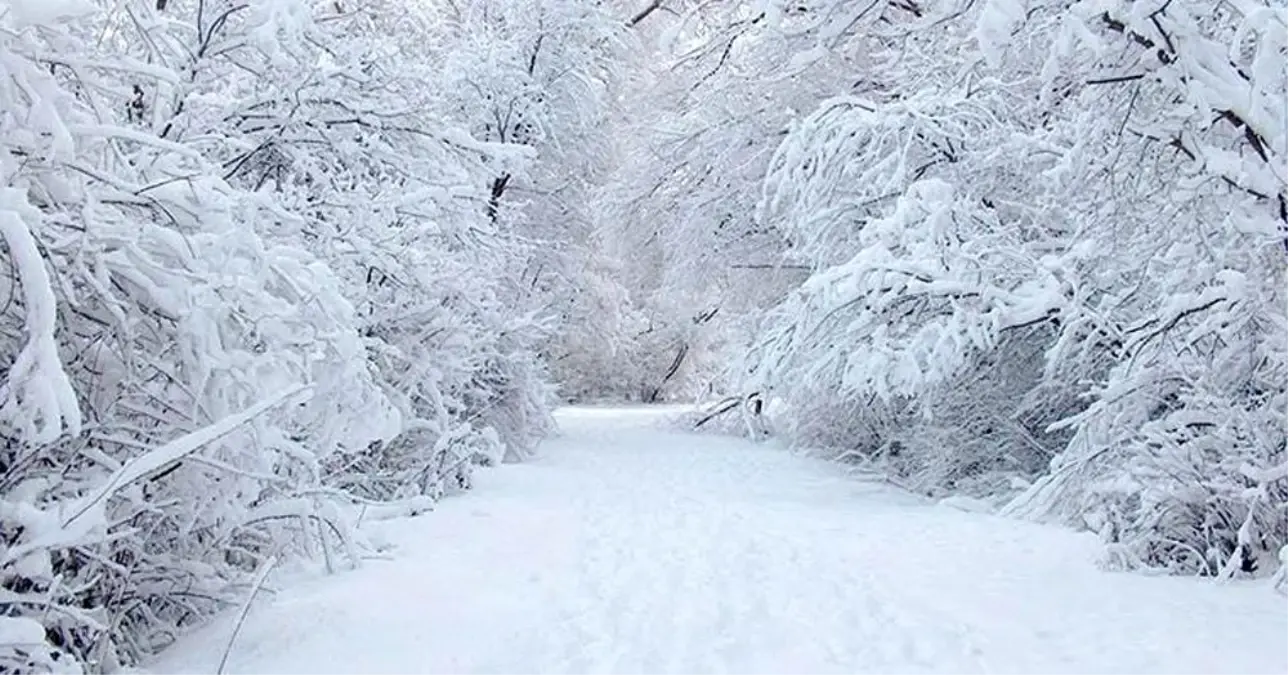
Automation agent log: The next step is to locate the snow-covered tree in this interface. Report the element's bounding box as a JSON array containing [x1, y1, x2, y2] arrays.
[[417, 0, 641, 404], [0, 1, 562, 671], [592, 0, 855, 401], [726, 0, 1285, 576]]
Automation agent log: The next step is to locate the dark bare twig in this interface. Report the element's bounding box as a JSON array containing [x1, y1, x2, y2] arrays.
[[1086, 73, 1146, 85], [628, 0, 663, 27]]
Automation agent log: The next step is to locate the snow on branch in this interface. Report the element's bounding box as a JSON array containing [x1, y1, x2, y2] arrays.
[[0, 190, 82, 445]]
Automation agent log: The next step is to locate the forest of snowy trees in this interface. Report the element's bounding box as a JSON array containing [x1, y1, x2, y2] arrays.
[[1, 0, 1284, 672]]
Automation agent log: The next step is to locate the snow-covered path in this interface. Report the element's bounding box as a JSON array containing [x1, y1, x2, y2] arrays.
[[154, 407, 1286, 675]]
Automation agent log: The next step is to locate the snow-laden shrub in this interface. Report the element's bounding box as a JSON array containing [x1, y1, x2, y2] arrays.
[[1006, 251, 1288, 576], [0, 1, 563, 672], [747, 166, 1083, 498], [0, 5, 397, 670], [147, 0, 560, 470], [734, 0, 1287, 575], [1001, 0, 1287, 577]]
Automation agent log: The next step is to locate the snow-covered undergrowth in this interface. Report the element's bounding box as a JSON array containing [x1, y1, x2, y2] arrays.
[[0, 1, 612, 671], [617, 0, 1287, 579]]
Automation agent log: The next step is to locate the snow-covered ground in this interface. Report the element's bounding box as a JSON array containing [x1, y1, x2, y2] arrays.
[[151, 406, 1286, 674]]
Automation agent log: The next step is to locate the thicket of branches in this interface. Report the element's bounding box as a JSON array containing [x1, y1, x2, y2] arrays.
[[0, 0, 632, 671], [612, 0, 1286, 578]]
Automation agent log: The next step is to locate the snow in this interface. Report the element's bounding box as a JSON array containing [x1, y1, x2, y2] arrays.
[[3, 0, 95, 29], [975, 0, 1027, 66], [0, 616, 48, 646], [0, 189, 82, 445], [150, 406, 1286, 675]]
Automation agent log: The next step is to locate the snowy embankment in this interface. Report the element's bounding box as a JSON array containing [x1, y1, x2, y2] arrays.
[[151, 407, 1286, 675]]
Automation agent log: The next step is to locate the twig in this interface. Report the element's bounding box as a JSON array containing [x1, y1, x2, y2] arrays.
[[218, 555, 277, 675], [627, 0, 663, 27], [1086, 73, 1145, 85]]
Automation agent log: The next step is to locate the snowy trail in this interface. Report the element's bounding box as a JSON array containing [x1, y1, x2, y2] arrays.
[[153, 407, 1286, 675]]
